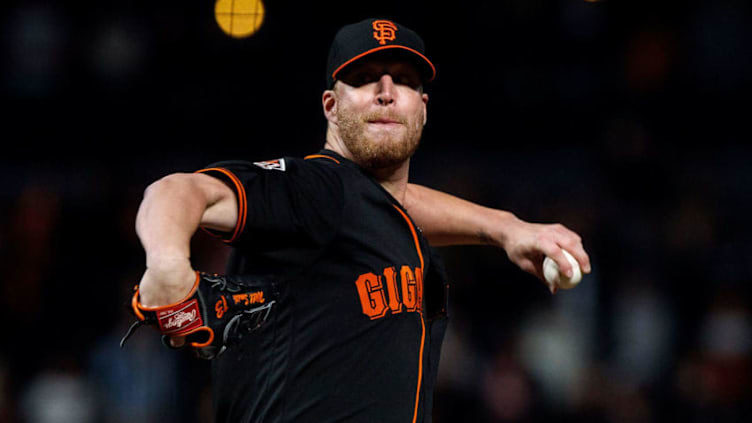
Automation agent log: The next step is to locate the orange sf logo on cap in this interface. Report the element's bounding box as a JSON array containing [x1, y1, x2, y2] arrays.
[[372, 20, 397, 45]]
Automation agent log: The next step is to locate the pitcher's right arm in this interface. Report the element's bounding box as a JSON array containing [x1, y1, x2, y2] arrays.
[[135, 172, 238, 307]]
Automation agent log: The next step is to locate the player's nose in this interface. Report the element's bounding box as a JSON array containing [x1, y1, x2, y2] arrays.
[[375, 74, 395, 106]]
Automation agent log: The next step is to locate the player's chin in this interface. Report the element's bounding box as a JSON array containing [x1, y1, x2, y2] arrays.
[[365, 143, 419, 169], [365, 124, 406, 139], [370, 135, 414, 153]]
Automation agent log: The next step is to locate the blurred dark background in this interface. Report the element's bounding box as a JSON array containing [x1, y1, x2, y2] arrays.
[[2, 0, 751, 422]]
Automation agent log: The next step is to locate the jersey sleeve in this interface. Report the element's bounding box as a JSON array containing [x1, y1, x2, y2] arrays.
[[196, 157, 344, 250]]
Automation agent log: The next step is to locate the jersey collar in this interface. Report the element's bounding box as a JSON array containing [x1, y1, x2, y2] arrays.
[[306, 149, 356, 168]]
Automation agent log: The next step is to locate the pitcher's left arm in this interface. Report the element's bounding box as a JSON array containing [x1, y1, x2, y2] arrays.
[[404, 183, 591, 292]]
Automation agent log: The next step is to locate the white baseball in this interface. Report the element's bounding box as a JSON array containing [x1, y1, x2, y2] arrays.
[[543, 249, 582, 290]]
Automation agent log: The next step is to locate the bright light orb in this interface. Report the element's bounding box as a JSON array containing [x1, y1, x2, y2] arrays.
[[215, 0, 265, 39]]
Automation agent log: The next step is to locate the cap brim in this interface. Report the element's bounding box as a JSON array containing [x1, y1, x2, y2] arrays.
[[331, 45, 436, 85]]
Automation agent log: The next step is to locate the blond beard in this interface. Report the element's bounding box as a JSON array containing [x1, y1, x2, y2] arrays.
[[337, 108, 424, 171]]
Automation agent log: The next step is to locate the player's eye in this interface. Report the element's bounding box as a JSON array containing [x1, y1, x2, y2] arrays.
[[338, 66, 378, 87], [357, 72, 377, 85], [395, 74, 420, 89], [391, 74, 421, 91]]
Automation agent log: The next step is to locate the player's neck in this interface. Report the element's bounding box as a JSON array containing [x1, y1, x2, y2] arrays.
[[323, 134, 409, 204], [371, 160, 410, 205]]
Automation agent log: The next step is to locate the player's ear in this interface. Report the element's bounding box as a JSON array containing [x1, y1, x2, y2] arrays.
[[322, 89, 337, 124], [422, 92, 428, 126]]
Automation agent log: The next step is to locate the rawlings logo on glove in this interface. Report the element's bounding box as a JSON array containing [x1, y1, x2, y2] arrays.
[[161, 305, 199, 332], [120, 271, 277, 359]]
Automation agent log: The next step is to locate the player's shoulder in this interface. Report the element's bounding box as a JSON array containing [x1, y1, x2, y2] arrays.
[[202, 157, 294, 173], [203, 152, 343, 174], [201, 153, 351, 194]]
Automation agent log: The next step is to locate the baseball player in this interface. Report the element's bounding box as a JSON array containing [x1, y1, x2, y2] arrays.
[[125, 18, 590, 423]]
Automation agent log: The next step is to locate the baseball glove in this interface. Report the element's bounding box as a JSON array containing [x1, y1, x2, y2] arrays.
[[120, 271, 277, 360]]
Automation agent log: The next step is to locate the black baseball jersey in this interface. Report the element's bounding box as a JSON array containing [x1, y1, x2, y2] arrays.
[[196, 149, 449, 423]]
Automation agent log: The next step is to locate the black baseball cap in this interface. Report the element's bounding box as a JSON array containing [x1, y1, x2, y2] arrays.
[[326, 18, 436, 88]]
